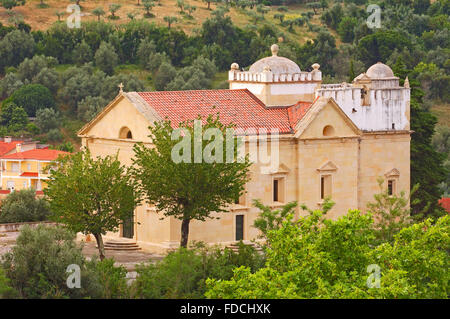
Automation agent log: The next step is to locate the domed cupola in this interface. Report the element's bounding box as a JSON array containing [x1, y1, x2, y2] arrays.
[[228, 44, 322, 107], [366, 62, 395, 79], [249, 44, 301, 74]]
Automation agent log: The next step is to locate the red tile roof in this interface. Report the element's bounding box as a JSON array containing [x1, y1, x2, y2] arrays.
[[287, 99, 316, 127], [0, 141, 23, 157], [137, 89, 312, 134], [20, 172, 39, 177], [438, 198, 450, 213], [1, 149, 70, 161]]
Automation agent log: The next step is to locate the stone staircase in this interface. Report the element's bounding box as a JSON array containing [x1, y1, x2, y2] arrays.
[[102, 239, 141, 251], [225, 241, 263, 253]]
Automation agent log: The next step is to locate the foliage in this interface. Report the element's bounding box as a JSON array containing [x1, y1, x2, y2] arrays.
[[46, 128, 63, 142], [0, 189, 51, 223], [44, 149, 140, 260], [206, 207, 450, 299], [3, 83, 55, 117], [90, 258, 129, 299], [0, 29, 35, 72], [367, 178, 416, 243], [77, 96, 108, 122], [0, 267, 17, 299], [132, 115, 251, 247], [1, 225, 101, 298], [94, 42, 119, 75], [132, 243, 264, 299], [0, 102, 28, 131], [35, 107, 60, 133]]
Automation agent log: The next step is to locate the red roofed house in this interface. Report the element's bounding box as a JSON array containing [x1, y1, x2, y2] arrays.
[[78, 45, 411, 252], [439, 198, 450, 213], [0, 148, 69, 194]]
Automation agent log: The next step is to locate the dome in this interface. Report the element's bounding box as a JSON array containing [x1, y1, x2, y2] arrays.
[[249, 44, 301, 74], [366, 62, 395, 79]]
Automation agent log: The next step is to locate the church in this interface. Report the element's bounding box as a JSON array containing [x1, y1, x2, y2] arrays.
[[78, 45, 411, 252]]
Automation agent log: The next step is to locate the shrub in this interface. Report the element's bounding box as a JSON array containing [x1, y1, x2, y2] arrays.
[[0, 189, 51, 223], [133, 243, 264, 299], [1, 225, 101, 298], [94, 42, 119, 75], [3, 84, 55, 117], [89, 258, 129, 299], [46, 128, 63, 142], [35, 108, 60, 133], [0, 267, 17, 299]]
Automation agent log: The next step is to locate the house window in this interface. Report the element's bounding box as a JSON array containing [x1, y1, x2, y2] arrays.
[[387, 179, 395, 196], [320, 175, 332, 199], [119, 127, 133, 139], [11, 163, 19, 172], [273, 177, 285, 202], [235, 215, 244, 241], [27, 163, 31, 171]]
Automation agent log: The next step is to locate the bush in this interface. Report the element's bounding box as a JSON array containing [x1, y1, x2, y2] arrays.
[[0, 268, 17, 299], [91, 258, 129, 299], [4, 84, 55, 117], [35, 108, 60, 133], [46, 128, 63, 142], [0, 189, 51, 223], [132, 243, 264, 299], [1, 225, 101, 298], [94, 42, 119, 75]]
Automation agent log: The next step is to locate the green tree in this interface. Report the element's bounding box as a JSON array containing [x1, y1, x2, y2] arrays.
[[163, 16, 178, 29], [367, 178, 417, 243], [0, 0, 26, 11], [94, 41, 119, 75], [92, 7, 105, 21], [3, 83, 55, 116], [72, 40, 93, 65], [1, 225, 101, 298], [142, 0, 155, 17], [337, 16, 358, 43], [132, 115, 251, 247], [108, 4, 121, 19], [44, 150, 140, 260], [35, 107, 60, 133], [0, 29, 35, 70], [154, 61, 176, 90], [77, 95, 108, 122], [0, 72, 23, 99], [0, 189, 50, 223], [206, 207, 450, 298], [0, 268, 17, 298]]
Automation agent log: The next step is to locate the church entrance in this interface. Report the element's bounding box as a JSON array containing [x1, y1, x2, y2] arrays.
[[122, 212, 134, 239]]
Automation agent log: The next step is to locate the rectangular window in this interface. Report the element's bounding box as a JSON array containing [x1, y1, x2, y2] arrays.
[[273, 177, 285, 203], [320, 175, 332, 199], [27, 163, 31, 171], [235, 215, 244, 241], [273, 179, 279, 202], [11, 163, 19, 172], [388, 180, 395, 195]]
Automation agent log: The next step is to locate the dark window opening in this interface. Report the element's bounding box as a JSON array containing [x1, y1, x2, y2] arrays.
[[235, 215, 244, 241], [273, 179, 279, 202], [388, 180, 394, 195]]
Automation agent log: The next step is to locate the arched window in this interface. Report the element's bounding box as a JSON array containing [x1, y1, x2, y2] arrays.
[[323, 125, 335, 137], [119, 127, 133, 139]]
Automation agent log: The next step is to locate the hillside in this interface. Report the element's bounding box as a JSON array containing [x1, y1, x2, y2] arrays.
[[0, 0, 323, 45]]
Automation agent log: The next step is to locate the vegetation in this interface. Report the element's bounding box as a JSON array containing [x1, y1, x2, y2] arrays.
[[44, 150, 140, 260], [0, 189, 51, 223]]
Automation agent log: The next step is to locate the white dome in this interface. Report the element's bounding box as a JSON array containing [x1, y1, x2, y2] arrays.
[[366, 62, 395, 79], [249, 44, 301, 74]]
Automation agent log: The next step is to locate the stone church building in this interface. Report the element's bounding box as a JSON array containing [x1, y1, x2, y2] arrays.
[[78, 45, 411, 252]]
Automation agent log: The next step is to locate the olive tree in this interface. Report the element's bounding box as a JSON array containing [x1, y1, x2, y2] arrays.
[[44, 150, 140, 260]]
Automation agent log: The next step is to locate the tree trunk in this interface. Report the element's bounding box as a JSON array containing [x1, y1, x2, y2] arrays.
[[180, 218, 190, 248], [94, 233, 106, 261]]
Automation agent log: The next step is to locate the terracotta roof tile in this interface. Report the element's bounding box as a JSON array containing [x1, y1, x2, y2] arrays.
[[1, 149, 70, 161], [0, 141, 23, 156], [137, 89, 299, 134], [439, 198, 450, 213]]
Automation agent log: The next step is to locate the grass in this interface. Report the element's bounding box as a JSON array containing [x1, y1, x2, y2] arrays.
[[431, 103, 450, 128], [0, 0, 326, 44]]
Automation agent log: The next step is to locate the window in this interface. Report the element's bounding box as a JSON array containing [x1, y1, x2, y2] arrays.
[[119, 127, 133, 139], [235, 215, 244, 241], [27, 163, 31, 171], [388, 179, 395, 196], [323, 125, 335, 137], [11, 163, 19, 172], [320, 175, 332, 199], [273, 177, 285, 202]]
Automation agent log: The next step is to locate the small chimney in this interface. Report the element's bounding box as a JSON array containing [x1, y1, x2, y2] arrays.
[[16, 143, 21, 153], [4, 136, 12, 143]]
